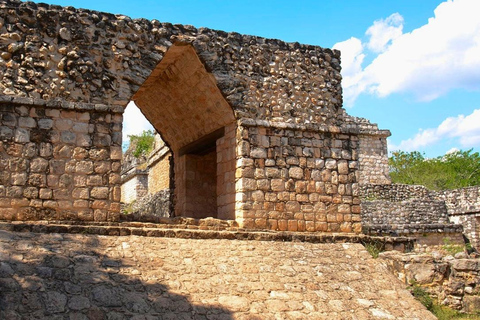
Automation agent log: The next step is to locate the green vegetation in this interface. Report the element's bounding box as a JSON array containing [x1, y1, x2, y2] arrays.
[[410, 284, 433, 311], [442, 237, 466, 255], [389, 149, 480, 190], [128, 130, 155, 158], [122, 200, 136, 215], [409, 282, 480, 319], [431, 304, 480, 320], [362, 240, 384, 258]]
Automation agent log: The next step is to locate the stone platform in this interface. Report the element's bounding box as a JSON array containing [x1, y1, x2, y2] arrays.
[[0, 224, 435, 319], [0, 220, 414, 251]]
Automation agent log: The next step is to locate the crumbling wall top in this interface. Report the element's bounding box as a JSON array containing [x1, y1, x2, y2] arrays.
[[0, 0, 344, 125]]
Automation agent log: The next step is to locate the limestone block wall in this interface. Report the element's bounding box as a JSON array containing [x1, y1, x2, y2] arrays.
[[434, 187, 480, 215], [147, 155, 171, 195], [174, 151, 218, 219], [361, 184, 431, 202], [120, 171, 148, 204], [147, 136, 172, 195], [0, 97, 122, 221], [433, 187, 480, 248], [235, 119, 361, 233], [360, 184, 463, 237], [216, 123, 236, 220], [344, 116, 391, 185], [358, 134, 390, 185]]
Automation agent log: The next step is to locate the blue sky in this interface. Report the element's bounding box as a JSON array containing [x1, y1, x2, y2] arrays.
[[39, 0, 480, 157]]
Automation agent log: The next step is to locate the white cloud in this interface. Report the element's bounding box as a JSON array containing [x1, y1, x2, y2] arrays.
[[336, 0, 480, 105], [332, 37, 365, 106], [446, 147, 460, 154], [122, 101, 154, 148], [366, 13, 403, 53], [389, 109, 480, 152]]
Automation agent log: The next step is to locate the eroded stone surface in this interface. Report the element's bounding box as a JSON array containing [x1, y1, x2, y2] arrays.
[[0, 229, 435, 319], [380, 250, 480, 312]]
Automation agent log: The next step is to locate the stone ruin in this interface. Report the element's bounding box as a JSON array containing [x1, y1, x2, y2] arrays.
[[0, 0, 410, 233]]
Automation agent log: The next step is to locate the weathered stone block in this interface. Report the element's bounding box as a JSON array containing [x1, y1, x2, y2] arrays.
[[18, 117, 36, 128], [11, 172, 27, 186], [76, 161, 93, 174], [72, 188, 89, 200], [288, 167, 303, 180], [14, 128, 30, 143], [285, 201, 300, 212], [91, 187, 109, 199]]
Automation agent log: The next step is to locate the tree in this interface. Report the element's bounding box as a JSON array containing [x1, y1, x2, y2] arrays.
[[128, 130, 155, 158], [389, 149, 480, 190]]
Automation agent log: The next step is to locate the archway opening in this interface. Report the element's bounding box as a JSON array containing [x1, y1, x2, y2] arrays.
[[131, 43, 236, 220]]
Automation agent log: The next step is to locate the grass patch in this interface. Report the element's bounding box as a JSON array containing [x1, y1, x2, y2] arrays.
[[362, 240, 384, 258], [409, 283, 480, 319], [431, 304, 480, 320], [442, 237, 467, 256], [122, 200, 136, 215]]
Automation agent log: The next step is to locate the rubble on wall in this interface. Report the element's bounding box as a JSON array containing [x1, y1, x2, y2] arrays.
[[380, 250, 480, 312], [0, 0, 343, 125], [121, 189, 171, 221], [360, 184, 480, 250]]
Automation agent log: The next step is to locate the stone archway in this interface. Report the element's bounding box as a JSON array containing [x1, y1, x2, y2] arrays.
[[132, 43, 236, 219], [0, 1, 390, 233]]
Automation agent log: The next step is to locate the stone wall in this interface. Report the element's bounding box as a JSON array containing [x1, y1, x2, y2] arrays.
[[236, 119, 361, 233], [345, 115, 391, 185], [380, 250, 480, 312], [120, 170, 147, 204], [0, 0, 391, 232], [147, 134, 171, 195], [360, 184, 480, 248], [360, 184, 463, 237], [0, 0, 343, 124], [216, 123, 236, 220], [0, 98, 122, 221], [434, 187, 480, 248], [434, 187, 480, 215]]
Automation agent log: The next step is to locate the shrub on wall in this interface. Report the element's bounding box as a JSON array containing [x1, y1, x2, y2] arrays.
[[389, 149, 480, 190], [128, 130, 155, 158]]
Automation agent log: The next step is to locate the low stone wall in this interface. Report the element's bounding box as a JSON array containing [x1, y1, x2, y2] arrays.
[[121, 189, 171, 221], [434, 186, 480, 215], [380, 250, 480, 312], [360, 184, 431, 202], [120, 169, 148, 204], [434, 187, 480, 248], [147, 141, 171, 196], [361, 184, 480, 248], [360, 184, 462, 237]]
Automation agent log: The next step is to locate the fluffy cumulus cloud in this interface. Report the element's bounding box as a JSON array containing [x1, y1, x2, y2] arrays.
[[122, 101, 154, 148], [335, 0, 480, 106], [332, 37, 365, 106], [365, 13, 403, 53], [389, 109, 480, 152]]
